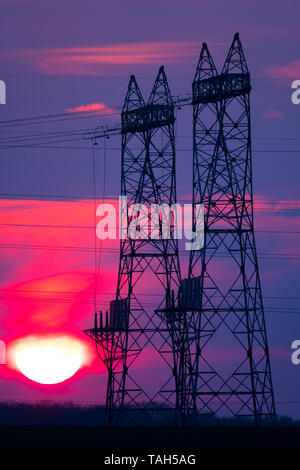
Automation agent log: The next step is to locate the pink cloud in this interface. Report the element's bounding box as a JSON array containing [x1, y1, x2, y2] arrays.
[[0, 197, 120, 308], [263, 59, 300, 80], [65, 102, 117, 115], [253, 195, 300, 213], [264, 108, 284, 119], [1, 41, 202, 75]]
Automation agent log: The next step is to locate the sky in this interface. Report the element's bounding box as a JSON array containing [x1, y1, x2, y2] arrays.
[[0, 0, 300, 418]]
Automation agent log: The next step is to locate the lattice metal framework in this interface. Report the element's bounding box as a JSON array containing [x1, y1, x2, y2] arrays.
[[84, 34, 276, 427], [85, 67, 184, 425], [187, 33, 276, 425]]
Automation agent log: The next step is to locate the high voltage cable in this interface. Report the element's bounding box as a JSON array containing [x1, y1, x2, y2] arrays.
[[0, 107, 121, 125], [3, 144, 300, 151], [1, 192, 300, 208], [1, 132, 300, 151], [0, 293, 297, 312], [0, 113, 120, 129], [0, 223, 299, 231], [2, 143, 300, 154], [0, 128, 93, 141], [0, 110, 121, 128], [0, 242, 299, 262], [1, 128, 300, 142], [0, 117, 299, 147], [0, 287, 299, 301], [0, 125, 299, 145]]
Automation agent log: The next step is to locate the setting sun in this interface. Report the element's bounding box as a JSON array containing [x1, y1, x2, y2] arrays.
[[12, 336, 85, 385]]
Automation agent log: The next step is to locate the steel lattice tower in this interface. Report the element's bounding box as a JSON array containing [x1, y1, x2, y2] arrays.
[[187, 33, 276, 424], [85, 67, 184, 425]]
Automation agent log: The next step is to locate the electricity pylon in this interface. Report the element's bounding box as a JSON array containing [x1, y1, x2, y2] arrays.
[[84, 34, 276, 426], [85, 67, 183, 425], [187, 33, 276, 425]]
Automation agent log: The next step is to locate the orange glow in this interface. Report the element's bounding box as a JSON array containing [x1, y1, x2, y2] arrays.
[[11, 335, 86, 385]]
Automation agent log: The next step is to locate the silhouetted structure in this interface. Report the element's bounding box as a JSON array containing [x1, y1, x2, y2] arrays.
[[85, 67, 183, 425], [187, 33, 276, 425], [85, 33, 276, 426]]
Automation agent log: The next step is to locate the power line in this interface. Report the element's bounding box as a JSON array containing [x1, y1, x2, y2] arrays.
[[0, 242, 300, 263], [0, 110, 121, 128], [0, 107, 120, 125], [0, 222, 300, 232], [0, 293, 298, 312], [1, 125, 300, 149], [2, 136, 300, 153], [0, 287, 298, 301], [1, 192, 300, 208]]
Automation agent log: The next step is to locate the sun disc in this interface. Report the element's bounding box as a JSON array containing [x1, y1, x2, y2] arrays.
[[13, 336, 84, 384]]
